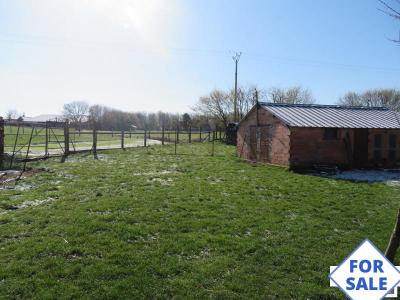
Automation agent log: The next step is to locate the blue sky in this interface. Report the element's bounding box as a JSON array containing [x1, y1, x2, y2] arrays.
[[1, 0, 400, 116]]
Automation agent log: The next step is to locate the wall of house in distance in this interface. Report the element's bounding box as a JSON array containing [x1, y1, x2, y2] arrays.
[[237, 107, 290, 166], [367, 129, 400, 167], [289, 128, 354, 169]]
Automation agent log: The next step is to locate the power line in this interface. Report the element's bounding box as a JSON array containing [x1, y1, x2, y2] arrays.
[[1, 31, 400, 72]]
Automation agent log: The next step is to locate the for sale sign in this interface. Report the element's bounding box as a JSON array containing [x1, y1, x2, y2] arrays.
[[329, 239, 400, 300]]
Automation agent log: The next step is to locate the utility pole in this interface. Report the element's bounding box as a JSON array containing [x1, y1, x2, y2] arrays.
[[255, 88, 260, 127], [232, 52, 242, 122]]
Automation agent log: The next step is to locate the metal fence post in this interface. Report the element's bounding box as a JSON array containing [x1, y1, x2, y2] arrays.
[[121, 130, 125, 150], [199, 127, 202, 141], [0, 117, 4, 170], [189, 126, 192, 143], [176, 126, 180, 144]]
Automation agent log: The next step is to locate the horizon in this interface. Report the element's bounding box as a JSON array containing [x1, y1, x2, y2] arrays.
[[1, 0, 400, 117]]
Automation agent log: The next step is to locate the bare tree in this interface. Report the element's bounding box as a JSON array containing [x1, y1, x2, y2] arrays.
[[379, 0, 400, 43], [5, 109, 18, 121], [338, 89, 400, 111], [194, 89, 233, 128], [338, 92, 363, 107], [181, 113, 192, 130], [268, 86, 315, 104], [63, 101, 89, 130], [233, 86, 267, 119], [89, 104, 108, 127]]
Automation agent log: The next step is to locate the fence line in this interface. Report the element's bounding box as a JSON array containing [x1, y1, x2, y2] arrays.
[[0, 117, 4, 170], [1, 119, 226, 170]]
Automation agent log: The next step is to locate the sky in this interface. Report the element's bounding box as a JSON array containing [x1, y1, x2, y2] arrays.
[[1, 0, 400, 117]]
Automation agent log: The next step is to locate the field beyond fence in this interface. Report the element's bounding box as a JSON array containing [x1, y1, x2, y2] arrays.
[[0, 118, 226, 170]]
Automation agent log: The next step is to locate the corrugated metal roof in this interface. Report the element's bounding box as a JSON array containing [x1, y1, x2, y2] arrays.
[[260, 103, 400, 129]]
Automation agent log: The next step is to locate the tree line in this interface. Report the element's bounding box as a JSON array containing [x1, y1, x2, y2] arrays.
[[6, 86, 400, 132], [63, 102, 213, 132], [61, 86, 315, 131]]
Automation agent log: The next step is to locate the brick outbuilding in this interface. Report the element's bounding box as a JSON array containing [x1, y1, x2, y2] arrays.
[[237, 103, 400, 169]]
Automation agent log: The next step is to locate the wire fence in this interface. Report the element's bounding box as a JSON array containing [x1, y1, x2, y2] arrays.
[[0, 118, 226, 171]]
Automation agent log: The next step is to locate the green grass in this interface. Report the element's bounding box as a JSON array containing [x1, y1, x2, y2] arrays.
[[1, 143, 399, 299]]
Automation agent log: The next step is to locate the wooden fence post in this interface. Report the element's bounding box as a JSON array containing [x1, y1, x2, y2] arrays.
[[64, 120, 70, 157], [385, 208, 400, 263], [199, 127, 202, 142], [0, 117, 4, 169], [162, 126, 165, 145], [121, 130, 125, 150], [175, 127, 178, 155], [144, 128, 147, 147], [92, 126, 98, 159], [211, 131, 215, 156], [45, 121, 49, 157]]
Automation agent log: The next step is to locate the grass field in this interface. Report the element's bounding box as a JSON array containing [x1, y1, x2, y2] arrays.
[[1, 143, 399, 299]]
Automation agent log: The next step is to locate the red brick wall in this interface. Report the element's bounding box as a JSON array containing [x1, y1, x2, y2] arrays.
[[289, 128, 353, 168], [237, 107, 290, 166], [367, 129, 400, 167], [238, 107, 400, 168]]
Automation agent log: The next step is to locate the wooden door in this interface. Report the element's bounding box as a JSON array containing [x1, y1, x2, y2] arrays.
[[353, 129, 369, 166], [259, 126, 272, 163], [248, 126, 257, 160]]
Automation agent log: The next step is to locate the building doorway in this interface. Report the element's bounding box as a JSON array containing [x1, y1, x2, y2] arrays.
[[353, 129, 369, 166]]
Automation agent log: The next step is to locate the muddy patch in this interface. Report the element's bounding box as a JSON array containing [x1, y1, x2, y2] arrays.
[[0, 168, 47, 188]]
